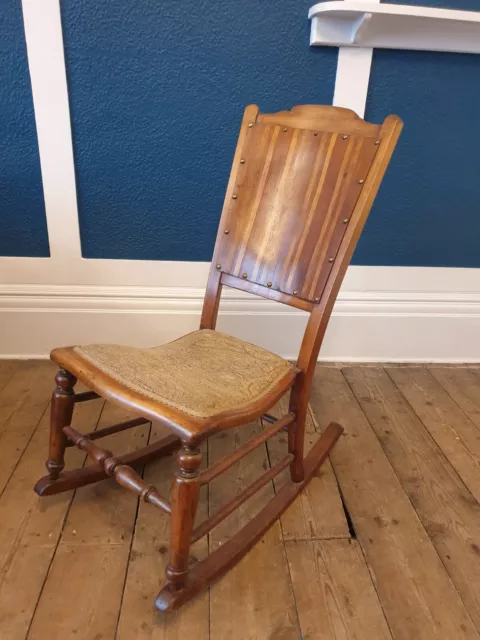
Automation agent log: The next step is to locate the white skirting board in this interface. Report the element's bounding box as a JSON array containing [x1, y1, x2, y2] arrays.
[[1, 269, 479, 362]]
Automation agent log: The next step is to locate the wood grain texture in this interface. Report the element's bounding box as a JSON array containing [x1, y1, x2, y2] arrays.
[[61, 403, 150, 545], [28, 402, 149, 639], [286, 538, 392, 640], [192, 453, 293, 543], [28, 545, 128, 640], [213, 106, 381, 303], [46, 368, 76, 480], [116, 421, 209, 640], [0, 361, 54, 495], [387, 367, 480, 503], [155, 422, 343, 612], [67, 415, 149, 445], [62, 424, 171, 513], [309, 367, 479, 640], [208, 419, 299, 640], [6, 362, 480, 636], [0, 360, 20, 394], [345, 366, 480, 630], [199, 411, 294, 485], [34, 432, 180, 497], [266, 395, 349, 540], [428, 366, 480, 431], [166, 445, 202, 589], [0, 384, 104, 640], [220, 272, 314, 311], [258, 105, 382, 136]]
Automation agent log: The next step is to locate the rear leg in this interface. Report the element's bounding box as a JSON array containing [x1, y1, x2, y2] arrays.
[[288, 381, 309, 482]]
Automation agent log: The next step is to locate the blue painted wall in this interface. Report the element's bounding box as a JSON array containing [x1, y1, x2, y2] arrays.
[[61, 0, 337, 261], [0, 1, 49, 257], [356, 0, 480, 266], [60, 0, 480, 267]]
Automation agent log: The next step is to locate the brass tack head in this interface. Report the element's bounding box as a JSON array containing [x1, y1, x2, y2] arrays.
[[358, 179, 365, 184], [343, 218, 349, 224], [216, 264, 221, 270], [313, 131, 318, 136], [293, 290, 298, 295], [328, 257, 334, 263], [267, 282, 272, 288], [248, 122, 254, 128], [232, 194, 237, 199], [242, 273, 248, 279], [282, 127, 288, 132], [342, 135, 348, 140], [240, 158, 246, 164], [224, 229, 229, 234], [375, 140, 380, 145], [314, 297, 320, 303]]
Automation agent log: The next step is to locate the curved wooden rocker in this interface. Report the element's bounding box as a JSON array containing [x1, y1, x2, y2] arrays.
[[34, 104, 402, 612]]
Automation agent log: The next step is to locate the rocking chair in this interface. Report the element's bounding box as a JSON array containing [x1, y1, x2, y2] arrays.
[[34, 104, 402, 612]]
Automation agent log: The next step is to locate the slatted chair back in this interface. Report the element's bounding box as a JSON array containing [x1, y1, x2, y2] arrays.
[[201, 104, 403, 377]]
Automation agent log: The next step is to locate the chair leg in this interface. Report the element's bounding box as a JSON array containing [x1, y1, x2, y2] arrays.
[[165, 444, 202, 591], [46, 369, 77, 480], [288, 384, 309, 483], [155, 421, 343, 612]]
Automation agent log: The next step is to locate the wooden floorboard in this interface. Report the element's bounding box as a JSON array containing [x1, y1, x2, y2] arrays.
[[286, 538, 393, 640], [116, 420, 209, 640], [208, 420, 300, 640], [27, 401, 148, 640], [267, 395, 350, 541], [388, 367, 480, 503], [0, 383, 104, 640], [310, 367, 479, 640], [0, 361, 55, 496], [428, 366, 480, 431], [0, 359, 21, 394], [344, 366, 480, 631], [0, 361, 479, 639]]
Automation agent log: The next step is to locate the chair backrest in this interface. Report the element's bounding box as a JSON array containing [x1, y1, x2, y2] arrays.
[[201, 104, 402, 375]]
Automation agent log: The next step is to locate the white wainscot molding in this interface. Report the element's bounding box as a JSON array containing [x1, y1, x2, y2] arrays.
[[1, 267, 479, 363], [309, 1, 480, 54]]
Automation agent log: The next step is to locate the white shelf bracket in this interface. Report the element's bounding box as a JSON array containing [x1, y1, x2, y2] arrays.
[[309, 1, 480, 54]]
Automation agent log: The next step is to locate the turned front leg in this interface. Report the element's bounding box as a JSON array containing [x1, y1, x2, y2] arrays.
[[166, 444, 202, 590], [46, 369, 77, 480]]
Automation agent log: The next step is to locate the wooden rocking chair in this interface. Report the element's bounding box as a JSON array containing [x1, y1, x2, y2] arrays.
[[34, 104, 402, 612]]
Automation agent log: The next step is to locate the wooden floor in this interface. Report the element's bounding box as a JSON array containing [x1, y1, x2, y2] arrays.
[[1, 361, 480, 639]]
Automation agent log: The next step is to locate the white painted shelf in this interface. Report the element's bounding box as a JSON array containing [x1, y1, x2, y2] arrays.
[[309, 2, 480, 54]]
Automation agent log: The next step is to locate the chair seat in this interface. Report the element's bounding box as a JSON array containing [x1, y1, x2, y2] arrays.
[[51, 330, 297, 438]]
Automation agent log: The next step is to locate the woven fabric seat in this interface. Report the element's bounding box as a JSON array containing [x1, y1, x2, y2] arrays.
[[72, 330, 295, 419]]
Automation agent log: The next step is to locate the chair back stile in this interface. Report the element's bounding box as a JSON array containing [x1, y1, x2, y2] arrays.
[[200, 104, 403, 385]]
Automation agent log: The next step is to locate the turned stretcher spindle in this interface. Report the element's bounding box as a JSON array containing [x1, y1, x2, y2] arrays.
[[65, 416, 150, 447], [73, 390, 100, 403], [63, 425, 171, 513], [199, 412, 295, 486]]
